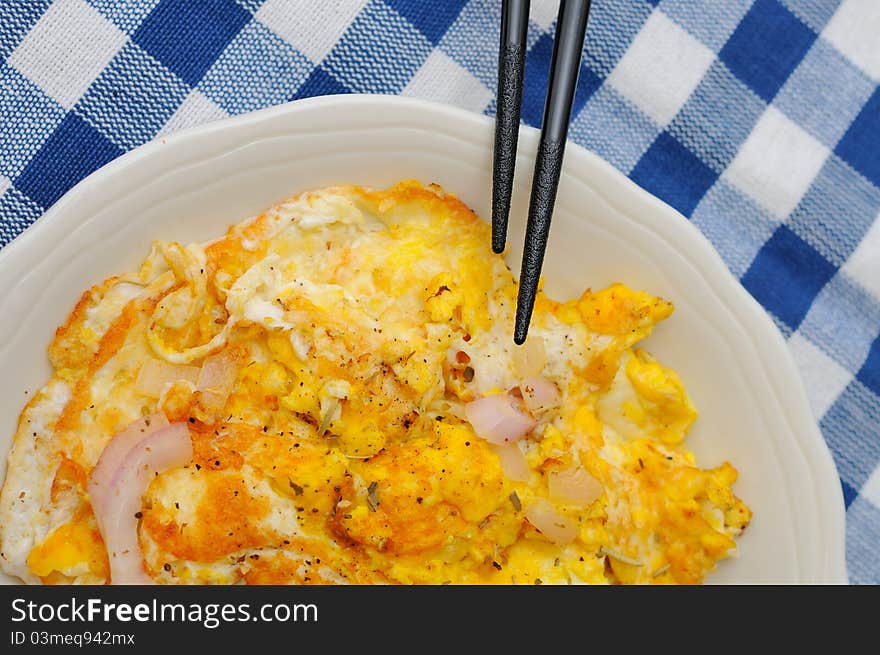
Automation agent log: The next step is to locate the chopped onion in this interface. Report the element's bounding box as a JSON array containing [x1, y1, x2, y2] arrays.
[[548, 467, 604, 505], [491, 443, 531, 481], [520, 375, 561, 414], [464, 394, 536, 444], [197, 350, 239, 410], [87, 421, 192, 585], [511, 336, 546, 378], [135, 359, 200, 398], [524, 497, 578, 545]]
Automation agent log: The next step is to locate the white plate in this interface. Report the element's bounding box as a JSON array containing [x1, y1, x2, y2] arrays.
[[0, 95, 846, 584]]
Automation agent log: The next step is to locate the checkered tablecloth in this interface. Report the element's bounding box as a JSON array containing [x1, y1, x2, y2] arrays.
[[0, 0, 877, 582]]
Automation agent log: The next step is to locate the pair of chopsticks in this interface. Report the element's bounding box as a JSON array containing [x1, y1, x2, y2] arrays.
[[492, 0, 592, 344]]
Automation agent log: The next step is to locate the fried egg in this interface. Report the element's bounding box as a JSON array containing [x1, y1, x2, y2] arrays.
[[0, 181, 750, 585]]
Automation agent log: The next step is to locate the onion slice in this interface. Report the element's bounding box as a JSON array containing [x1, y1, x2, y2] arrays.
[[548, 467, 604, 506], [524, 497, 578, 545], [491, 443, 531, 482], [135, 359, 200, 398], [465, 394, 536, 444], [87, 414, 168, 517], [520, 375, 561, 414], [87, 421, 192, 585], [511, 336, 546, 378], [196, 350, 239, 410]]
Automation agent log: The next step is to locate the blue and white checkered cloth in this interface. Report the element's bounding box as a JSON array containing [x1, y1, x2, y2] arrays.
[[0, 0, 877, 583]]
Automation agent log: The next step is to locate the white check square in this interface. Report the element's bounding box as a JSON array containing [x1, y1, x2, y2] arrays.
[[842, 212, 880, 301], [787, 332, 853, 420], [0, 175, 10, 198], [8, 0, 126, 110], [257, 0, 368, 64], [530, 0, 560, 31], [724, 106, 830, 219], [823, 0, 880, 82], [863, 464, 880, 510], [607, 10, 715, 126], [403, 50, 492, 112], [159, 89, 227, 137]]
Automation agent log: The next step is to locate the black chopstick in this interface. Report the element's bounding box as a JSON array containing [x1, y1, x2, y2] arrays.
[[492, 0, 530, 254], [514, 0, 591, 344]]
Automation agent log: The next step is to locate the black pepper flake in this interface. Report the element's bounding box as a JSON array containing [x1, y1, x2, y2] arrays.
[[416, 496, 423, 504], [509, 491, 522, 512], [134, 511, 143, 519], [174, 502, 180, 509], [534, 578, 543, 585], [195, 464, 201, 470], [492, 561, 502, 571], [163, 563, 171, 572], [367, 482, 380, 512], [463, 366, 475, 382], [188, 417, 195, 423]]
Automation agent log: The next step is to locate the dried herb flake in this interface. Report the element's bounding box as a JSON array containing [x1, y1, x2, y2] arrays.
[[509, 491, 522, 512], [367, 481, 380, 512]]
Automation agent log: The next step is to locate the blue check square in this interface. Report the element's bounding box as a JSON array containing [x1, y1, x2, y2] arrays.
[[199, 21, 312, 115], [86, 0, 160, 33], [133, 0, 250, 87], [799, 272, 880, 373], [835, 88, 880, 189], [741, 224, 836, 330], [15, 112, 123, 209], [0, 63, 65, 180], [668, 61, 766, 173], [76, 42, 189, 150], [821, 379, 880, 494], [774, 39, 874, 149], [384, 0, 469, 46], [583, 0, 652, 77], [0, 185, 43, 248], [234, 0, 265, 14], [842, 479, 859, 509], [0, 0, 50, 58], [438, 0, 502, 90], [322, 0, 432, 93], [521, 33, 601, 129], [847, 498, 880, 584], [293, 66, 352, 100], [857, 334, 880, 397], [569, 86, 660, 175], [788, 155, 880, 266], [778, 0, 841, 33], [658, 0, 754, 51], [719, 0, 816, 102], [691, 179, 780, 278], [630, 131, 719, 216]]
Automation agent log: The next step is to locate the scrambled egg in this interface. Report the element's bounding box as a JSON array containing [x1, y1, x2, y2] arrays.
[[0, 181, 750, 585]]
